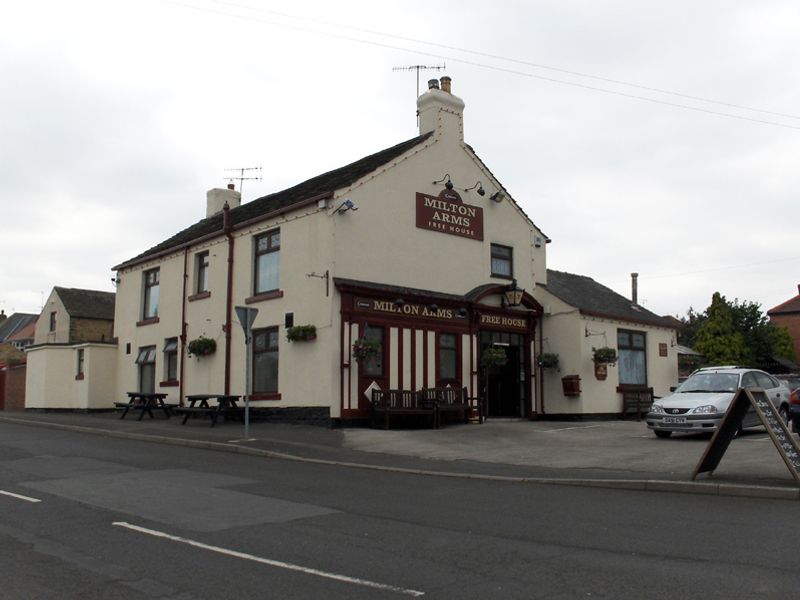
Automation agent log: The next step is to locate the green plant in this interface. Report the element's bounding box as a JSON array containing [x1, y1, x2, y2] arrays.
[[592, 346, 617, 364], [286, 324, 317, 342], [537, 352, 560, 369], [481, 346, 508, 370], [352, 337, 380, 362], [187, 336, 217, 357]]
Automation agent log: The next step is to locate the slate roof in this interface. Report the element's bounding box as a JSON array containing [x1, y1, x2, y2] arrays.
[[0, 313, 38, 343], [54, 287, 116, 320], [541, 269, 675, 329], [768, 288, 800, 315], [115, 132, 434, 270]]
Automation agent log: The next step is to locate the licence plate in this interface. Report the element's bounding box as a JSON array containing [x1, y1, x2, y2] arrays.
[[663, 416, 687, 424]]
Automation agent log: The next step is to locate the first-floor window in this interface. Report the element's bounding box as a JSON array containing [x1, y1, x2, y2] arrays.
[[254, 230, 280, 294], [136, 346, 157, 393], [143, 268, 160, 319], [439, 333, 458, 381], [618, 330, 646, 386], [163, 338, 178, 382], [490, 244, 513, 278], [253, 327, 279, 393], [195, 251, 209, 294], [49, 312, 57, 332]]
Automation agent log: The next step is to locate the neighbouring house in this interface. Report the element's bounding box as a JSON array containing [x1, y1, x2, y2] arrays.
[[535, 270, 678, 415], [0, 312, 38, 345], [26, 76, 679, 422], [767, 284, 800, 365], [25, 288, 116, 410], [6, 319, 36, 351]]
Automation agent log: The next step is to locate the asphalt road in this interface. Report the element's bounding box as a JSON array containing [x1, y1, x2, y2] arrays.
[[1, 422, 798, 599]]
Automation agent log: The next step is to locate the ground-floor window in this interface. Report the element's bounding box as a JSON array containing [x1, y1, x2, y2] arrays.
[[136, 346, 156, 393], [253, 327, 279, 393], [618, 329, 646, 386], [361, 326, 385, 378], [76, 348, 85, 379], [163, 338, 178, 382], [438, 333, 459, 383]]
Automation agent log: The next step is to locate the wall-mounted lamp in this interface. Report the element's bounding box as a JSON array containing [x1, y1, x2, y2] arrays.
[[432, 174, 454, 190], [490, 191, 505, 203], [332, 198, 359, 215], [503, 279, 524, 307], [463, 181, 486, 196], [111, 276, 120, 288], [427, 303, 439, 312], [395, 298, 406, 307], [456, 308, 468, 318]]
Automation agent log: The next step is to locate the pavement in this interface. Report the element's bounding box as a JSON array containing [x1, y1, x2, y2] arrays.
[[1, 410, 799, 501]]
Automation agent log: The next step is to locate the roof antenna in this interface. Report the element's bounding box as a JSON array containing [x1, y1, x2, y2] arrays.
[[392, 63, 446, 125], [223, 166, 262, 197]]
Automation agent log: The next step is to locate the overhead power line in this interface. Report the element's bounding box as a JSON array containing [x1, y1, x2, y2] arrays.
[[163, 0, 800, 130]]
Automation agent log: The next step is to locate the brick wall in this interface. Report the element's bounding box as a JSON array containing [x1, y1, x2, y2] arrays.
[[2, 362, 26, 411], [70, 318, 114, 343], [771, 313, 800, 362]]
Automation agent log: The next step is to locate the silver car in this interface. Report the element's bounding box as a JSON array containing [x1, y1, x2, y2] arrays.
[[646, 366, 792, 438]]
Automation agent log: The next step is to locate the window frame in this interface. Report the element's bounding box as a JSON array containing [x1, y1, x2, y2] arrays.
[[254, 230, 281, 295], [49, 311, 57, 332], [162, 337, 179, 384], [76, 348, 85, 380], [617, 328, 647, 387], [438, 332, 460, 384], [252, 326, 280, 397], [142, 268, 160, 320], [195, 251, 210, 295], [361, 326, 385, 378], [135, 345, 157, 393], [490, 243, 513, 279]]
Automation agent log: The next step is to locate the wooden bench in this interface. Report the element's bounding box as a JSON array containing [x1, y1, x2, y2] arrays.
[[371, 389, 436, 430], [621, 387, 654, 421], [418, 387, 482, 426]]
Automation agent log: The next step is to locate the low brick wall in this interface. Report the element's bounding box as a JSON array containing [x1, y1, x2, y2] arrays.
[[2, 362, 26, 411]]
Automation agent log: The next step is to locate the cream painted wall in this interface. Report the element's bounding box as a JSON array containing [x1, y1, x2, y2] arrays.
[[536, 288, 679, 415], [25, 344, 117, 409]]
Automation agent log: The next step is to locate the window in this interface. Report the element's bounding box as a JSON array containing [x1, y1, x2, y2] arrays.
[[195, 252, 209, 294], [618, 330, 646, 386], [254, 230, 280, 294], [135, 346, 157, 393], [143, 268, 160, 319], [76, 348, 85, 379], [163, 338, 178, 382], [755, 371, 779, 390], [362, 327, 384, 378], [490, 244, 513, 278], [49, 311, 56, 332], [439, 333, 458, 381], [253, 327, 279, 394]]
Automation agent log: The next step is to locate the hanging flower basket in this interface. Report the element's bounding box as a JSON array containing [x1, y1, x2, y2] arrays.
[[481, 346, 508, 370], [187, 336, 217, 357], [286, 324, 317, 342], [592, 346, 617, 365], [352, 337, 380, 362], [537, 352, 560, 370]]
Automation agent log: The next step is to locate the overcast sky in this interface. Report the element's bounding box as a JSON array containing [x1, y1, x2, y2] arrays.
[[2, 0, 799, 320]]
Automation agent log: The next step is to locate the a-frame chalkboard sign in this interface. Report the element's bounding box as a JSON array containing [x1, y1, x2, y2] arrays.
[[692, 388, 800, 483]]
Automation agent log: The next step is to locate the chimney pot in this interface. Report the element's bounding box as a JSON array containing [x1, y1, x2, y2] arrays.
[[440, 76, 451, 93], [631, 272, 639, 305], [427, 78, 440, 90], [227, 182, 235, 190]]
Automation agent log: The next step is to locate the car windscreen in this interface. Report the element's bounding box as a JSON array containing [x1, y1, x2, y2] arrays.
[[677, 372, 739, 393]]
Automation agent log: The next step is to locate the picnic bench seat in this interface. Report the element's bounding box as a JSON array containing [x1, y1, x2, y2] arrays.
[[621, 387, 654, 421], [371, 389, 436, 430]]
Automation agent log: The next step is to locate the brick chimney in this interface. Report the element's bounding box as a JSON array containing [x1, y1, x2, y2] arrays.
[[417, 75, 465, 141], [207, 183, 241, 218]]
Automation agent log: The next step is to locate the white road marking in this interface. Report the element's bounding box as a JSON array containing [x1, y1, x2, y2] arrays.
[[542, 425, 603, 432], [113, 521, 425, 597], [0, 490, 42, 503]]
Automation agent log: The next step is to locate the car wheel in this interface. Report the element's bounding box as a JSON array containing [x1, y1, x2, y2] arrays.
[[779, 404, 790, 424], [654, 430, 672, 438]]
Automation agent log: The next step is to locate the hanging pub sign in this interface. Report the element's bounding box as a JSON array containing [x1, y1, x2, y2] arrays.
[[416, 189, 484, 241]]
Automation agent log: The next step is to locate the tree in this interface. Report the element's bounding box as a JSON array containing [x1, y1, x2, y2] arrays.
[[680, 292, 795, 370], [693, 292, 745, 365]]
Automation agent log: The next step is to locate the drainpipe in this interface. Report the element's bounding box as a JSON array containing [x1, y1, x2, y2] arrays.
[[223, 202, 234, 395], [179, 247, 189, 406], [538, 313, 546, 416]]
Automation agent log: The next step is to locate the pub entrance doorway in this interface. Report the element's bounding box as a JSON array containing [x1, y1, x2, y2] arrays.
[[479, 331, 527, 418]]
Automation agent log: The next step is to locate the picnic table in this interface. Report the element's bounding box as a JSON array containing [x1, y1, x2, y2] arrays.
[[116, 392, 172, 421], [175, 394, 242, 427]]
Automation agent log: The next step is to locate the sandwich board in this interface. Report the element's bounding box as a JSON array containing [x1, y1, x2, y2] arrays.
[[692, 387, 800, 483]]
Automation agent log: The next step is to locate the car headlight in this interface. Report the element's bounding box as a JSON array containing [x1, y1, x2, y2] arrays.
[[691, 405, 718, 414], [650, 404, 665, 414]]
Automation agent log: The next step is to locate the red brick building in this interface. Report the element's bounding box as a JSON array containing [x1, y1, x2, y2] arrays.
[[768, 284, 800, 363]]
